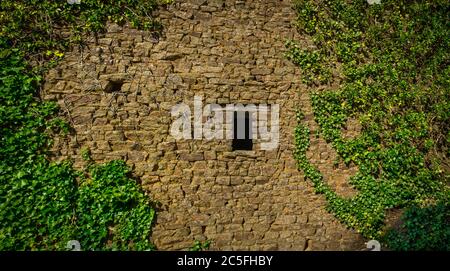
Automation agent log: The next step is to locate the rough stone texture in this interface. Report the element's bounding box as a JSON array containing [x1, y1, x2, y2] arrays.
[[42, 0, 365, 250]]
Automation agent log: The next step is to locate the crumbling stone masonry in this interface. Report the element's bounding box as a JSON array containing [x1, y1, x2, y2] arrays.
[[42, 0, 365, 250]]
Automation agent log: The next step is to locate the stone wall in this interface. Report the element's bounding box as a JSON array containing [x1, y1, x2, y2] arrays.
[[42, 0, 365, 250]]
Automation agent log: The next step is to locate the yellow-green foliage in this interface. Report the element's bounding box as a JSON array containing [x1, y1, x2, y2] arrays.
[[289, 0, 449, 250], [0, 0, 164, 250]]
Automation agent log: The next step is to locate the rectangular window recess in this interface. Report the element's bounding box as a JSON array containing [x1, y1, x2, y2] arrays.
[[232, 110, 253, 150]]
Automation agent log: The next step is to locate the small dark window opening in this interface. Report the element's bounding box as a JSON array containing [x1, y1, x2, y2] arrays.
[[232, 111, 253, 150], [105, 80, 124, 92]]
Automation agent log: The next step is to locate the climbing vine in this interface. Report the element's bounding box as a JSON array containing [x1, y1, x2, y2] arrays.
[[384, 201, 449, 251], [289, 0, 449, 249], [0, 0, 168, 250], [1, 0, 162, 61], [76, 159, 156, 251], [189, 240, 211, 251]]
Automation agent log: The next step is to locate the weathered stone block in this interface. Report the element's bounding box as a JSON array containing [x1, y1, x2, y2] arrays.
[[179, 152, 204, 161]]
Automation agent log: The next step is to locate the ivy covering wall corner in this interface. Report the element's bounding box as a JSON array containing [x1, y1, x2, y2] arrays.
[[0, 0, 169, 251], [289, 0, 449, 251]]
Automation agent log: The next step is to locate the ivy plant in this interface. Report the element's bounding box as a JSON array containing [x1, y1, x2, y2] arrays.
[[289, 0, 449, 250], [0, 0, 167, 250]]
